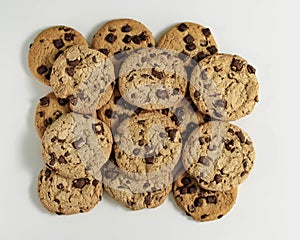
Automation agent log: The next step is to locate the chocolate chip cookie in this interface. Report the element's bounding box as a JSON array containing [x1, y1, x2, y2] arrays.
[[103, 160, 172, 210], [42, 113, 112, 179], [50, 45, 115, 114], [113, 111, 182, 180], [182, 121, 255, 191], [118, 48, 188, 110], [35, 92, 70, 138], [173, 172, 237, 221], [189, 53, 259, 121], [157, 22, 218, 68], [28, 26, 88, 85], [38, 167, 102, 215]]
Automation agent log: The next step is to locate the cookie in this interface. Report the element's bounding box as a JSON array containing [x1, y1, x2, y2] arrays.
[[113, 111, 182, 180], [42, 113, 113, 179], [118, 48, 188, 110], [173, 172, 237, 221], [50, 45, 115, 114], [91, 18, 155, 69], [35, 92, 70, 138], [103, 160, 172, 210], [38, 167, 102, 215], [157, 22, 218, 68], [28, 26, 88, 85], [189, 54, 259, 121], [182, 121, 255, 191]]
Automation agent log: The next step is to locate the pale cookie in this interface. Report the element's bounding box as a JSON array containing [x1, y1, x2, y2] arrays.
[[42, 113, 112, 179], [113, 111, 182, 180], [50, 45, 115, 114], [38, 167, 102, 215], [35, 92, 70, 138], [157, 22, 218, 68], [103, 160, 172, 210], [173, 172, 237, 221], [190, 54, 259, 121], [28, 26, 88, 85], [182, 121, 255, 191], [118, 48, 187, 110]]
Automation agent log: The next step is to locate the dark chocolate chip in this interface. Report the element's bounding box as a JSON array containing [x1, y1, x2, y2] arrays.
[[65, 67, 75, 76], [214, 66, 222, 72], [156, 89, 168, 99], [184, 34, 194, 44], [39, 97, 49, 106], [138, 139, 145, 146], [202, 28, 211, 37], [231, 58, 244, 71], [215, 99, 227, 108], [179, 187, 188, 194], [67, 59, 80, 67], [148, 43, 153, 47], [201, 214, 209, 219], [177, 23, 188, 32], [194, 90, 200, 99], [38, 111, 44, 117], [58, 155, 67, 164], [143, 182, 150, 188], [152, 68, 163, 79], [44, 118, 53, 127], [133, 149, 140, 155], [53, 39, 64, 49], [58, 98, 69, 106], [214, 174, 222, 184], [159, 132, 168, 138], [217, 215, 223, 219], [206, 196, 217, 204], [105, 33, 117, 43], [181, 176, 191, 186], [204, 114, 211, 122], [72, 138, 85, 149], [247, 64, 256, 74], [171, 114, 180, 126], [144, 193, 152, 206], [145, 156, 155, 164], [198, 157, 210, 166], [45, 168, 51, 179], [245, 139, 251, 145], [236, 131, 245, 143], [194, 197, 203, 207], [185, 42, 196, 51], [193, 52, 208, 62], [64, 33, 75, 41], [168, 129, 177, 141], [99, 48, 110, 56], [72, 178, 90, 189], [92, 179, 99, 187], [122, 34, 132, 43], [207, 46, 218, 55], [68, 95, 77, 106], [201, 69, 208, 80], [37, 65, 48, 75], [57, 183, 64, 190], [44, 67, 52, 80], [132, 35, 141, 44], [139, 32, 148, 41], [188, 185, 197, 194], [105, 109, 113, 118], [121, 24, 132, 32]]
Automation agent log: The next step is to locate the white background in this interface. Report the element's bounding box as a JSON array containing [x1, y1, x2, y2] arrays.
[[0, 0, 298, 239]]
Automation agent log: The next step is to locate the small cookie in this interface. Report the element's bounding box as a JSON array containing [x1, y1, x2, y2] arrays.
[[103, 160, 172, 210], [92, 18, 155, 67], [182, 121, 255, 191], [38, 167, 102, 215], [157, 22, 218, 68], [42, 113, 113, 179], [28, 26, 88, 85], [50, 45, 115, 114], [118, 48, 188, 110], [113, 111, 182, 179], [173, 172, 237, 221], [189, 53, 259, 121], [35, 92, 70, 138]]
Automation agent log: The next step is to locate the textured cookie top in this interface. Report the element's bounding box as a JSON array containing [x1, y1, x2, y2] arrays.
[[182, 121, 255, 191], [173, 172, 237, 221], [38, 167, 102, 215], [157, 22, 218, 67], [28, 26, 88, 85], [190, 54, 259, 121], [35, 92, 70, 138], [42, 113, 113, 179], [113, 111, 182, 179], [50, 45, 115, 114], [92, 18, 155, 59], [118, 48, 188, 110]]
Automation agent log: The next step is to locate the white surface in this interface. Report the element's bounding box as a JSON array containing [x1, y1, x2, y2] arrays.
[[0, 0, 297, 239]]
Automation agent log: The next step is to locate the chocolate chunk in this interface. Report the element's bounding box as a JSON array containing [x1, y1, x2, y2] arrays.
[[224, 139, 234, 151], [51, 137, 57, 143], [105, 170, 119, 179], [92, 56, 98, 63], [206, 196, 217, 204], [92, 179, 99, 187], [99, 48, 110, 56], [58, 98, 69, 106], [201, 69, 208, 80], [245, 139, 251, 145], [201, 214, 209, 219], [138, 139, 145, 146], [144, 194, 152, 206], [57, 183, 64, 190], [108, 27, 116, 32], [55, 212, 63, 215], [161, 109, 169, 115], [184, 34, 194, 44], [45, 67, 52, 80], [145, 156, 155, 164], [207, 46, 218, 55], [105, 33, 117, 43], [217, 215, 223, 219], [185, 42, 196, 51], [68, 95, 77, 106], [202, 28, 211, 37], [193, 52, 208, 62], [204, 114, 211, 122], [133, 149, 140, 155], [177, 23, 188, 32], [236, 131, 245, 143], [64, 33, 75, 41], [122, 34, 132, 43], [214, 66, 222, 72], [194, 90, 200, 99], [179, 187, 188, 194], [168, 129, 177, 141], [247, 64, 256, 74], [37, 65, 48, 75], [152, 68, 163, 79], [181, 176, 191, 186], [38, 111, 44, 117], [148, 43, 153, 47], [214, 174, 222, 184], [198, 157, 210, 166], [44, 118, 53, 127], [200, 40, 208, 47], [194, 197, 203, 207], [72, 178, 90, 189], [58, 155, 67, 164], [139, 32, 148, 41], [159, 132, 168, 138], [132, 35, 141, 44], [53, 39, 64, 49], [231, 58, 244, 71], [171, 114, 180, 126], [121, 24, 132, 32], [188, 185, 197, 194], [254, 96, 259, 102], [39, 97, 49, 106], [65, 67, 75, 76], [143, 182, 150, 189], [156, 89, 168, 99], [45, 168, 51, 179], [67, 59, 80, 67], [105, 109, 113, 118], [179, 50, 190, 62], [215, 99, 227, 108], [173, 88, 180, 95]]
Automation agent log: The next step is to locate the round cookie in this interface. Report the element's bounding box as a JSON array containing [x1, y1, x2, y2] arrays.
[[42, 113, 113, 179], [113, 111, 182, 180], [103, 160, 172, 210], [38, 167, 102, 215], [182, 121, 255, 191], [189, 53, 259, 121], [157, 22, 218, 68], [118, 48, 188, 110], [28, 26, 88, 85], [35, 92, 70, 138], [173, 172, 237, 221], [50, 45, 115, 114]]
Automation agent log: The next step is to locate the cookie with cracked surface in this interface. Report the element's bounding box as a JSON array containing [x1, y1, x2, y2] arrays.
[[173, 172, 237, 221], [157, 22, 218, 68], [35, 92, 70, 138], [190, 54, 259, 121], [118, 48, 187, 110], [38, 167, 102, 215], [28, 26, 88, 85], [182, 121, 255, 191], [42, 113, 112, 179], [103, 161, 172, 210], [113, 111, 182, 180], [91, 18, 155, 68], [50, 45, 115, 114]]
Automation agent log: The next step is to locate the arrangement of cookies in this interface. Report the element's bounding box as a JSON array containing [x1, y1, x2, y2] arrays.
[[28, 18, 259, 221]]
